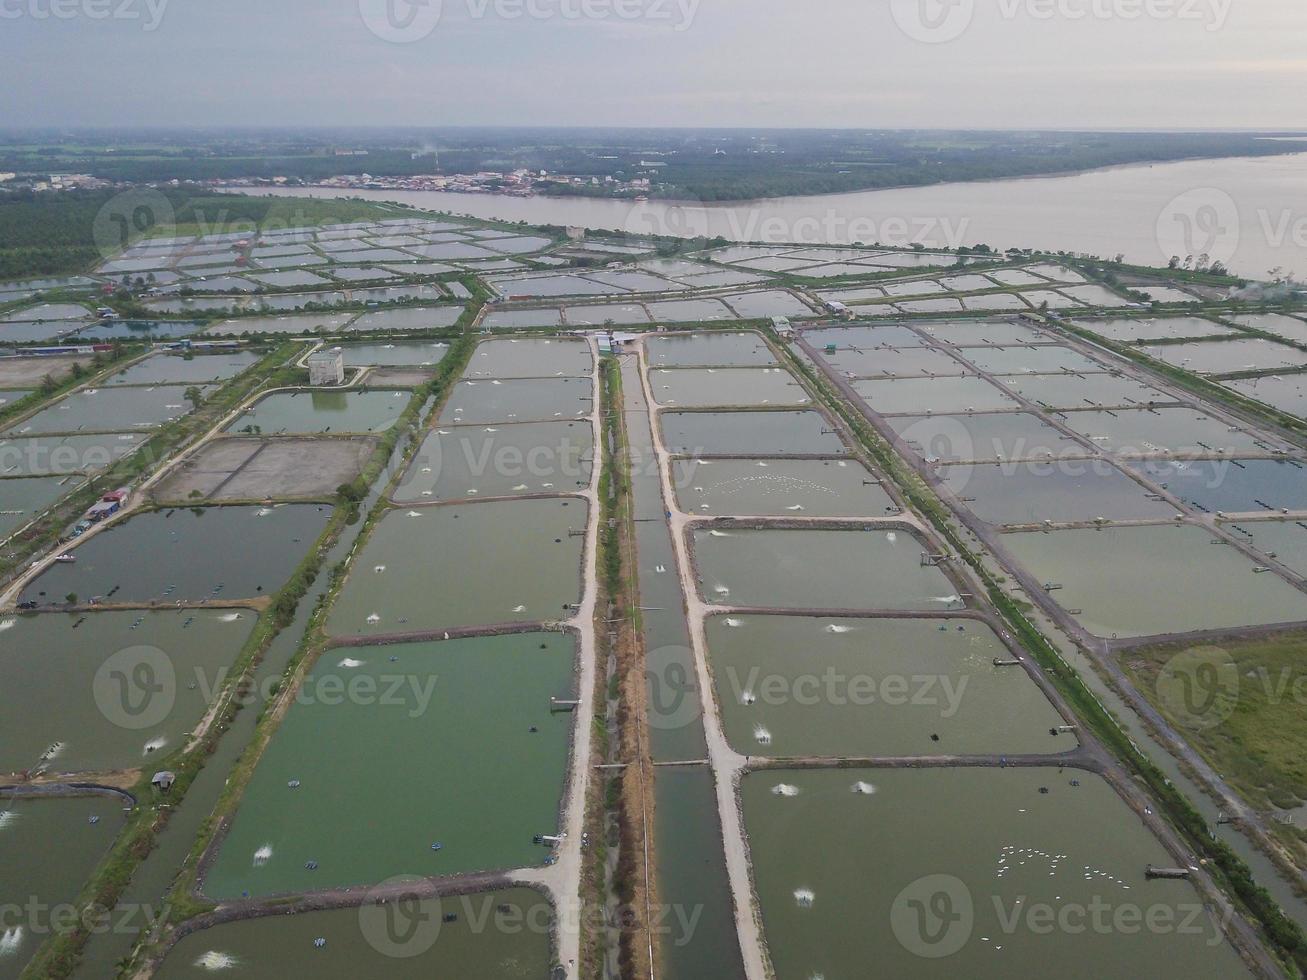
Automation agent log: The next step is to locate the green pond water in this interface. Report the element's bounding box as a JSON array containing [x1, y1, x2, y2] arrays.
[[5, 386, 198, 436], [692, 528, 963, 610], [887, 413, 1082, 464], [1126, 459, 1307, 514], [0, 475, 77, 538], [104, 352, 261, 387], [1003, 524, 1307, 638], [650, 368, 809, 408], [1059, 408, 1273, 456], [1227, 520, 1307, 579], [672, 459, 894, 518], [646, 332, 776, 368], [660, 411, 847, 457], [204, 633, 575, 899], [853, 376, 1019, 415], [466, 337, 593, 379], [156, 888, 553, 978], [997, 372, 1174, 409], [0, 609, 256, 774], [1222, 374, 1307, 420], [327, 498, 587, 636], [228, 390, 411, 435], [706, 615, 1069, 757], [336, 341, 451, 367], [0, 795, 127, 980], [939, 462, 1178, 525], [440, 377, 593, 424], [958, 344, 1108, 376], [741, 768, 1251, 980], [0, 432, 149, 476], [21, 505, 331, 606], [654, 768, 746, 979], [394, 421, 594, 502], [820, 345, 968, 379], [1140, 338, 1307, 376]]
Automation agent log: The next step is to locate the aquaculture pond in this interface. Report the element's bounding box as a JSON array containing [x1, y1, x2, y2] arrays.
[[1003, 524, 1307, 638], [805, 324, 929, 348], [1139, 338, 1307, 376], [5, 386, 198, 435], [348, 306, 464, 332], [1227, 520, 1307, 579], [203, 633, 575, 899], [938, 462, 1178, 526], [0, 795, 127, 980], [20, 505, 332, 606], [0, 609, 256, 774], [740, 768, 1251, 980], [1076, 316, 1235, 343], [660, 411, 846, 457], [1222, 374, 1307, 419], [887, 413, 1082, 464], [958, 344, 1109, 376], [395, 421, 594, 502], [692, 527, 963, 611], [853, 376, 1019, 415], [1059, 408, 1273, 456], [439, 377, 593, 424], [654, 768, 747, 980], [705, 615, 1069, 757], [104, 352, 261, 386], [336, 341, 451, 368], [0, 390, 32, 407], [650, 368, 809, 408], [327, 498, 587, 636], [645, 332, 776, 368], [155, 888, 555, 978], [466, 337, 593, 379], [0, 432, 148, 477], [1126, 459, 1307, 514], [920, 320, 1052, 346], [821, 345, 967, 379], [227, 390, 410, 436], [997, 372, 1175, 409], [0, 475, 77, 538], [672, 458, 893, 518]]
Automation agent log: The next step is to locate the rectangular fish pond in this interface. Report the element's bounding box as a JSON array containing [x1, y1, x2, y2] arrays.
[[465, 337, 593, 379], [439, 377, 593, 425], [740, 767, 1251, 980], [0, 432, 149, 477], [936, 462, 1179, 526], [645, 332, 776, 368], [692, 527, 964, 611], [672, 458, 894, 518], [5, 386, 201, 436], [1002, 524, 1307, 638], [660, 411, 847, 457], [0, 609, 256, 774], [154, 888, 554, 979], [650, 368, 810, 408], [0, 794, 128, 980], [395, 420, 594, 502], [202, 633, 575, 898], [226, 390, 412, 436], [326, 498, 587, 637], [705, 615, 1070, 757], [21, 504, 332, 607], [0, 475, 79, 539]]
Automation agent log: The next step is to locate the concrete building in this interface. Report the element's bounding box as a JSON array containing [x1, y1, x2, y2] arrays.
[[307, 349, 345, 386]]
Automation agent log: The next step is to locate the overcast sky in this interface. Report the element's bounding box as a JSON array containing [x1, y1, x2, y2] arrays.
[[3, 0, 1305, 129]]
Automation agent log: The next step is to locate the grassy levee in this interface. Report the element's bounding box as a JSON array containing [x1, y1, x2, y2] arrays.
[[779, 333, 1307, 976]]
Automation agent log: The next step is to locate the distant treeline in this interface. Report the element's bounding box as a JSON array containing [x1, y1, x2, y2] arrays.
[[2, 128, 1302, 201]]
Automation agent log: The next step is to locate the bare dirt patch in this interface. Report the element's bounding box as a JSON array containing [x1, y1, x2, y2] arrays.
[[154, 436, 376, 502], [0, 355, 92, 388]]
